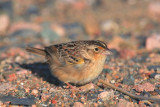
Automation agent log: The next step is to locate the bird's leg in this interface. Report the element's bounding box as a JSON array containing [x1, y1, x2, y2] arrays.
[[65, 82, 79, 96], [65, 82, 76, 89]]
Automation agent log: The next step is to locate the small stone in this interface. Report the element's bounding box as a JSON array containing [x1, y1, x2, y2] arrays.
[[138, 101, 148, 107], [0, 101, 3, 106], [79, 83, 95, 91], [16, 69, 28, 75], [40, 88, 48, 93], [102, 68, 112, 73], [149, 2, 160, 14], [51, 24, 66, 36], [0, 83, 15, 92], [73, 102, 84, 107], [146, 33, 160, 50], [2, 48, 26, 58], [101, 20, 119, 34], [135, 82, 155, 92], [109, 36, 137, 50], [87, 93, 98, 100], [25, 88, 30, 93], [98, 90, 114, 101], [154, 74, 160, 80], [122, 76, 135, 85], [108, 36, 125, 50], [26, 5, 39, 16], [49, 88, 55, 93], [41, 93, 50, 102], [31, 89, 38, 95], [0, 14, 10, 35], [93, 103, 98, 107], [150, 54, 160, 63], [51, 99, 57, 104], [32, 105, 37, 107], [117, 99, 136, 107], [120, 49, 136, 59], [7, 73, 17, 81], [140, 91, 151, 97], [110, 80, 115, 84], [9, 21, 41, 34], [155, 89, 160, 95], [80, 96, 86, 103], [148, 2, 160, 20]]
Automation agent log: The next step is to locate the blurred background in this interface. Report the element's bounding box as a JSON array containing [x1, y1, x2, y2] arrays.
[[0, 0, 160, 56]]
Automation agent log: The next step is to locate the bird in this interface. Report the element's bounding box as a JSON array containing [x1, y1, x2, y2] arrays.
[[26, 40, 112, 85]]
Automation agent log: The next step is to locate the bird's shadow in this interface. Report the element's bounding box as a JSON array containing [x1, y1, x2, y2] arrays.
[[19, 62, 62, 86]]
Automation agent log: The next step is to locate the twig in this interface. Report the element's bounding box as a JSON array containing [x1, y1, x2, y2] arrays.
[[98, 79, 160, 103]]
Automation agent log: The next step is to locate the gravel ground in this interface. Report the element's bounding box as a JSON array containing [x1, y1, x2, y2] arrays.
[[0, 0, 160, 106]]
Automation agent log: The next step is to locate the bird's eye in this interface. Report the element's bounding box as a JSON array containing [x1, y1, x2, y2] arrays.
[[94, 48, 99, 52]]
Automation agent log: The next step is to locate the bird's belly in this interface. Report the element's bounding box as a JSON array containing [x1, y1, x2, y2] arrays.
[[52, 56, 106, 85], [75, 62, 105, 85]]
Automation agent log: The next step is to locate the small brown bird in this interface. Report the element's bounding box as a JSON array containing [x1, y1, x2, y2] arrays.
[[26, 40, 112, 85]]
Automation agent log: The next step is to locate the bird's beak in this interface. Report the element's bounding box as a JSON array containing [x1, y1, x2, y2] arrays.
[[102, 48, 113, 55]]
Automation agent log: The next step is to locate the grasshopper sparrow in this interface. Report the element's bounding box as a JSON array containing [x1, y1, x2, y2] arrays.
[[26, 40, 112, 85]]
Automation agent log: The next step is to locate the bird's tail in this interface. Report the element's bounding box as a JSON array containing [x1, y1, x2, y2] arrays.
[[26, 47, 46, 56]]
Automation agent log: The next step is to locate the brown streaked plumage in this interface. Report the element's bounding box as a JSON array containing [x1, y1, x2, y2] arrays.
[[26, 40, 112, 85]]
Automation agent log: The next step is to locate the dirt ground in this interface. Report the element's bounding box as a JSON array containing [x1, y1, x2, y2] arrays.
[[0, 0, 160, 106]]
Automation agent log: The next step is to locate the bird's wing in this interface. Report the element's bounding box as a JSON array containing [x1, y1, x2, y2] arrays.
[[44, 45, 87, 69]]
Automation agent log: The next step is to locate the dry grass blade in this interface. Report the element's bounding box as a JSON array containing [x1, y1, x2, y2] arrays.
[[98, 79, 160, 103]]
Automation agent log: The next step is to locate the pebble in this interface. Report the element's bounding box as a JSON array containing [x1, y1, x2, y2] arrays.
[[146, 33, 160, 50], [2, 48, 26, 58], [41, 22, 60, 42], [118, 94, 124, 99], [87, 93, 98, 101], [0, 14, 10, 35], [4, 73, 17, 81], [73, 102, 84, 107], [155, 89, 160, 95], [122, 75, 135, 85], [79, 83, 95, 91], [9, 21, 41, 34], [41, 93, 51, 102], [26, 5, 39, 16], [31, 89, 39, 95], [102, 68, 113, 73], [51, 99, 57, 104], [0, 83, 15, 92], [148, 2, 160, 20], [51, 23, 66, 37], [0, 101, 3, 106], [49, 88, 55, 93], [135, 82, 155, 92], [140, 91, 151, 97], [98, 90, 114, 101], [154, 74, 160, 80], [16, 69, 28, 75], [101, 20, 119, 34], [117, 99, 137, 107], [119, 49, 136, 59], [110, 80, 115, 84]]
